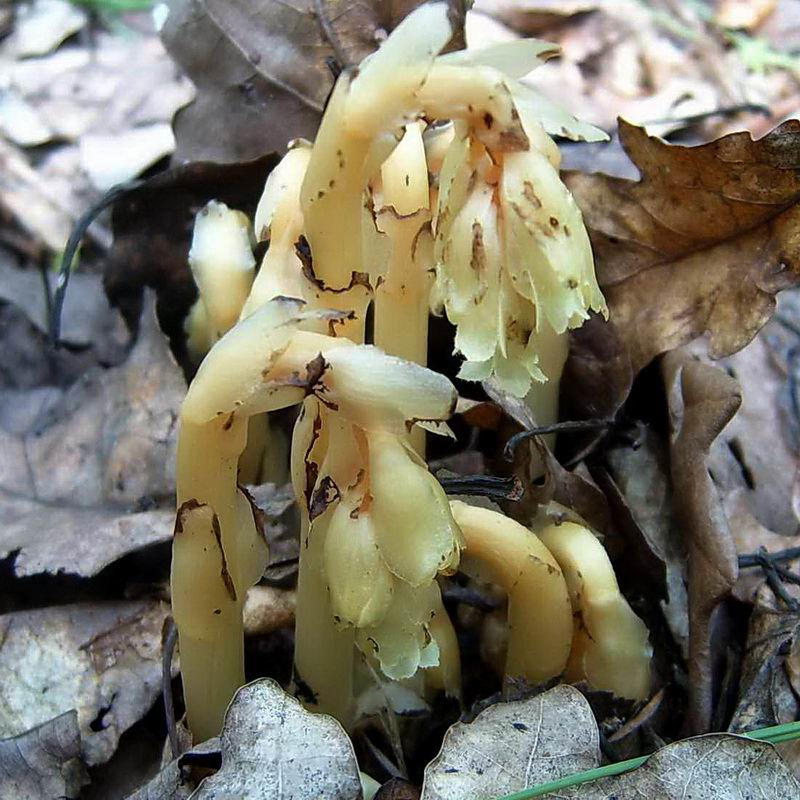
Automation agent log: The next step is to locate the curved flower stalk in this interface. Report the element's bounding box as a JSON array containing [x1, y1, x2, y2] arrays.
[[451, 502, 652, 700], [538, 521, 652, 700], [450, 501, 573, 685]]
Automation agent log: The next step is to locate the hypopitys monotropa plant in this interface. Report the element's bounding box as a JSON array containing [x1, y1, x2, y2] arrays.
[[171, 2, 651, 743]]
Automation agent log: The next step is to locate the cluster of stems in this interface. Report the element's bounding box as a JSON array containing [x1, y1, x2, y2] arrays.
[[171, 3, 651, 744]]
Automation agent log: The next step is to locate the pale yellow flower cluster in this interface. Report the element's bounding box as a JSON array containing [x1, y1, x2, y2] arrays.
[[171, 3, 649, 746]]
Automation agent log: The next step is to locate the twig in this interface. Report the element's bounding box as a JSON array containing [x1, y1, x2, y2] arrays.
[[438, 474, 524, 502], [503, 418, 614, 462], [162, 617, 180, 760], [49, 179, 143, 346], [738, 546, 800, 569], [642, 103, 771, 128], [441, 582, 501, 612], [314, 0, 349, 70], [750, 548, 800, 612]]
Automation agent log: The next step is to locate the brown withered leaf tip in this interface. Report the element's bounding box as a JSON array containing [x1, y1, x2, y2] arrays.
[[664, 351, 742, 735], [566, 120, 800, 374]]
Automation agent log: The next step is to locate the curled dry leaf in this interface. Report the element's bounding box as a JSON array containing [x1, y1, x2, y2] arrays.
[[0, 296, 185, 578], [603, 431, 689, 656], [190, 679, 362, 799], [664, 351, 741, 734], [420, 685, 599, 800], [707, 334, 799, 536], [161, 0, 466, 163], [0, 711, 87, 800], [0, 601, 173, 766], [729, 593, 800, 736], [562, 120, 800, 422]]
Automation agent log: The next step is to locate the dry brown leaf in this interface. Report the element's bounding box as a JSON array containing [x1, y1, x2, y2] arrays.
[[471, 0, 597, 35], [421, 680, 799, 799], [566, 733, 800, 798], [707, 333, 799, 535], [602, 431, 689, 655], [0, 601, 173, 766], [482, 380, 611, 535], [190, 679, 362, 799], [0, 711, 87, 800], [664, 351, 741, 734], [1, 30, 193, 252], [375, 778, 421, 800], [0, 295, 185, 578], [729, 595, 800, 735], [161, 0, 466, 163], [568, 120, 800, 370], [242, 585, 296, 636], [420, 685, 599, 800]]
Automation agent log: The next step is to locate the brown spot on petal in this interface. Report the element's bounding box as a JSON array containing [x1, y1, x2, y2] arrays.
[[174, 498, 205, 536], [471, 221, 486, 275], [210, 512, 238, 602], [522, 181, 542, 210]]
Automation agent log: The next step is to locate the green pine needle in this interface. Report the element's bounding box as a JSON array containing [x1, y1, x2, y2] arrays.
[[70, 0, 154, 11], [495, 720, 800, 800]]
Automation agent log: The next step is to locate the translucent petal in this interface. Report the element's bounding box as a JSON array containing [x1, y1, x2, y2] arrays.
[[439, 38, 559, 79], [368, 431, 461, 586], [324, 486, 394, 628], [357, 581, 442, 680], [512, 82, 609, 143]]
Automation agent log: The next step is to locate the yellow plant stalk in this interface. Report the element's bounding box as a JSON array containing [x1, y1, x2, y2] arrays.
[[450, 501, 573, 684], [373, 122, 431, 368], [173, 298, 324, 741], [538, 521, 652, 700], [301, 2, 606, 414]]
